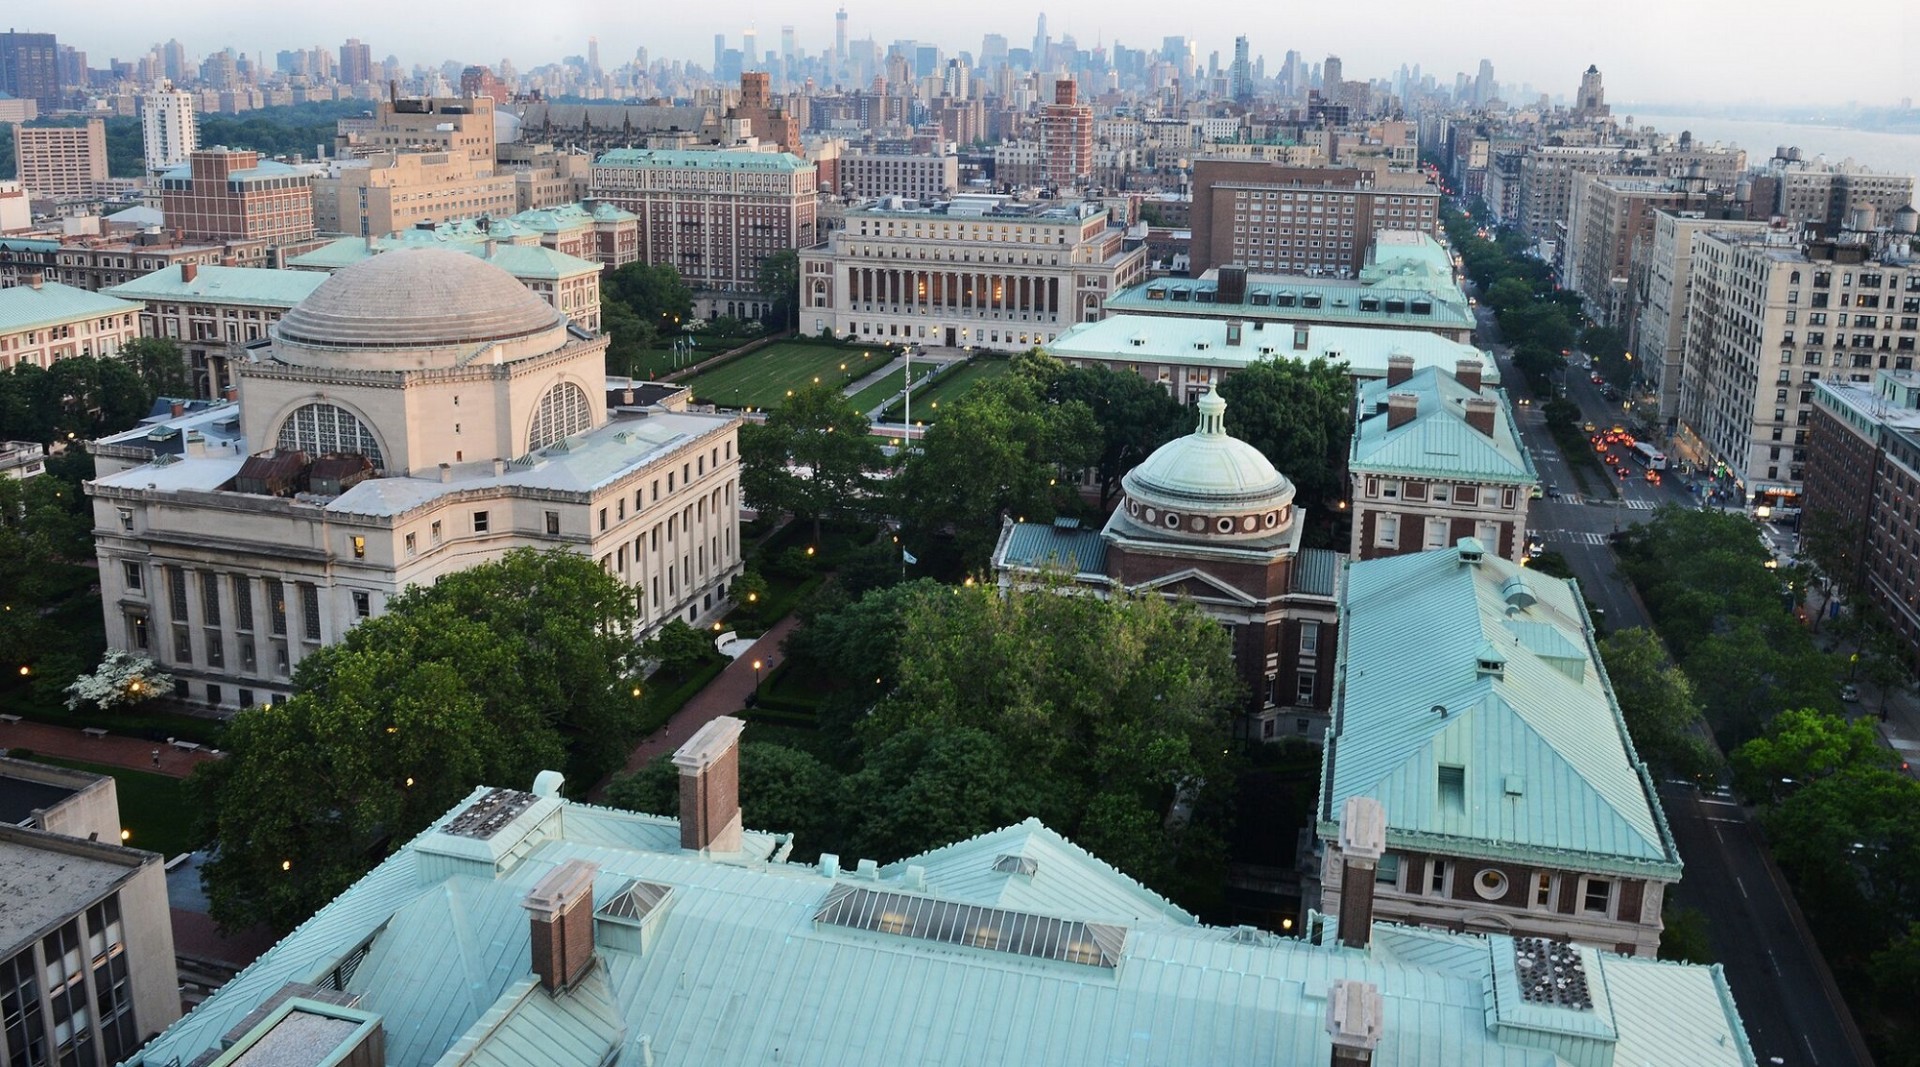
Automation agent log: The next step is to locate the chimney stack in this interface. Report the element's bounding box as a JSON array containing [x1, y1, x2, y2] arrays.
[[1217, 264, 1248, 304], [1325, 979, 1385, 1066], [1385, 352, 1414, 386], [169, 400, 186, 418], [181, 261, 198, 284], [673, 715, 745, 853], [1386, 392, 1418, 430], [1463, 397, 1497, 437], [522, 858, 597, 994], [26, 271, 43, 290], [1336, 796, 1387, 950], [1454, 358, 1482, 393]]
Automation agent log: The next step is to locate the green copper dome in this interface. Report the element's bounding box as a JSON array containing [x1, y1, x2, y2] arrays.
[[1122, 392, 1295, 512]]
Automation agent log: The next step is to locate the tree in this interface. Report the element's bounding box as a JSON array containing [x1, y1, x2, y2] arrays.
[[607, 743, 845, 859], [193, 549, 643, 933], [1216, 357, 1355, 509], [1598, 628, 1716, 779], [844, 725, 1061, 861], [1042, 362, 1189, 510], [601, 300, 660, 378], [606, 262, 693, 330], [119, 337, 193, 398], [728, 569, 770, 623], [642, 619, 720, 677], [63, 651, 173, 712], [1684, 620, 1836, 746], [739, 382, 885, 543], [891, 372, 1098, 570], [1760, 767, 1920, 949], [1484, 276, 1534, 312], [1730, 706, 1892, 800], [757, 249, 801, 332]]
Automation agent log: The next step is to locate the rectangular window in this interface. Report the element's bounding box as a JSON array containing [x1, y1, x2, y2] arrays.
[[1583, 878, 1612, 914], [1375, 853, 1401, 887], [405, 532, 418, 557], [352, 591, 371, 619], [239, 638, 255, 672], [1428, 858, 1450, 895], [430, 522, 443, 546], [118, 507, 133, 531], [598, 507, 608, 531], [473, 511, 490, 534], [351, 535, 365, 559], [299, 584, 321, 642], [204, 631, 223, 668], [1532, 872, 1555, 909], [546, 511, 561, 536], [1439, 764, 1466, 813], [1295, 672, 1316, 704], [1375, 514, 1399, 547], [1299, 620, 1320, 656], [122, 561, 143, 591], [167, 566, 189, 622], [1425, 517, 1450, 550], [267, 579, 287, 636], [200, 573, 221, 626]]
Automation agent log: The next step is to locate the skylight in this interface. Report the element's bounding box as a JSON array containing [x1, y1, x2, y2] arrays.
[[814, 885, 1125, 969]]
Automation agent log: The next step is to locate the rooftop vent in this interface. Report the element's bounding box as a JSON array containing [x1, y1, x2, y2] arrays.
[[594, 878, 675, 956], [1500, 574, 1537, 611], [992, 854, 1039, 876], [1456, 536, 1486, 564], [1512, 937, 1594, 1011]]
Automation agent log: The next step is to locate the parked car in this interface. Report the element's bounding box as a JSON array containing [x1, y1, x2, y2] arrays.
[[1841, 684, 1861, 703], [1546, 485, 1564, 500]]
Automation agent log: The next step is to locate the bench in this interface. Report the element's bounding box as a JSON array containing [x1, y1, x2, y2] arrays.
[[81, 727, 109, 739], [171, 740, 201, 752], [0, 714, 20, 725]]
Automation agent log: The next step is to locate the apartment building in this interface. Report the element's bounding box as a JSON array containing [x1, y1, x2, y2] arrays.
[[1633, 212, 1770, 423], [159, 148, 317, 247], [590, 148, 818, 320], [1189, 161, 1443, 278], [1679, 229, 1920, 506], [1348, 358, 1536, 563], [311, 151, 518, 236], [1561, 174, 1733, 327], [797, 195, 1146, 351], [139, 80, 197, 174], [12, 119, 107, 200], [1806, 370, 1920, 668], [835, 152, 959, 200], [0, 274, 140, 370], [106, 262, 326, 396], [1038, 79, 1093, 188], [335, 94, 496, 167]]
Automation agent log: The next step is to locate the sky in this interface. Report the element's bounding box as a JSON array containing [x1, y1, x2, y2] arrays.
[[34, 0, 1920, 109]]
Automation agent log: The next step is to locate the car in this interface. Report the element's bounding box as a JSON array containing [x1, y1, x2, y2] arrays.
[[1645, 470, 1661, 485], [1517, 396, 1532, 405], [1841, 684, 1860, 703], [1529, 484, 1544, 499], [1582, 421, 1597, 433], [1616, 465, 1630, 479], [1526, 536, 1545, 560], [1595, 442, 1609, 453], [1546, 485, 1563, 499], [1591, 373, 1605, 385]]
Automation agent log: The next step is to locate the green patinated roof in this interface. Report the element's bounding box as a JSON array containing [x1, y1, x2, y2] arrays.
[[996, 522, 1109, 576], [1048, 314, 1497, 383], [0, 281, 140, 334], [1295, 546, 1341, 596], [107, 265, 328, 308], [131, 778, 1748, 1067], [594, 148, 809, 173], [1324, 546, 1681, 877], [287, 234, 598, 281], [1350, 366, 1538, 484]]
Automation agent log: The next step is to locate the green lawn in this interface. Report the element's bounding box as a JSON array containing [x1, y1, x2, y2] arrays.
[[684, 342, 888, 410], [845, 364, 911, 415], [26, 756, 201, 859], [881, 359, 1015, 422]]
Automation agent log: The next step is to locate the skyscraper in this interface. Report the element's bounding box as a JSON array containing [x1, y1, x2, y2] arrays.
[[742, 28, 758, 70], [835, 8, 848, 66], [140, 80, 198, 174], [1229, 36, 1253, 104], [338, 38, 372, 85], [1032, 12, 1049, 70], [587, 36, 601, 82], [780, 26, 797, 62], [1323, 54, 1342, 91], [1474, 59, 1494, 105], [0, 29, 59, 109], [1574, 64, 1608, 119]]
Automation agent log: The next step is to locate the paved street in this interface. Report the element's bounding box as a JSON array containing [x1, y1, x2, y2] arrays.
[[1478, 306, 1872, 1066]]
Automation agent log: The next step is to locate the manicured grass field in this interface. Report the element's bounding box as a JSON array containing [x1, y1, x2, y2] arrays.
[[844, 364, 910, 415], [684, 343, 887, 410], [881, 359, 1015, 422], [28, 756, 201, 859]]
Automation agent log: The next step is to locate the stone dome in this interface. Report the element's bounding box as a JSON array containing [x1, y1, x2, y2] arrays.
[[272, 248, 569, 371], [1118, 392, 1297, 542]]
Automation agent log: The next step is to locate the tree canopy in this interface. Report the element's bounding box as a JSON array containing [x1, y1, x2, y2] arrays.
[[1028, 357, 1189, 510], [740, 381, 885, 542], [757, 249, 801, 332], [193, 549, 644, 933], [1216, 356, 1355, 509], [606, 262, 694, 331], [1597, 627, 1715, 779]]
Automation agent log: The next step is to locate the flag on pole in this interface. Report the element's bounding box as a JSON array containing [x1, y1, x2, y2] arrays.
[[901, 547, 918, 565]]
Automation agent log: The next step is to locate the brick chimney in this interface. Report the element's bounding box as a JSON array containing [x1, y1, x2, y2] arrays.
[[1217, 264, 1248, 304], [25, 271, 43, 290], [180, 261, 198, 283], [523, 858, 597, 994], [1325, 979, 1385, 1066], [1385, 353, 1414, 387], [1386, 393, 1418, 430], [1454, 358, 1482, 393], [1463, 397, 1497, 437], [1336, 796, 1387, 950], [673, 715, 745, 853]]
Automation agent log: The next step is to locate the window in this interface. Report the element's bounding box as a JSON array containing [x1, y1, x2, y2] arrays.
[[546, 511, 561, 536], [1375, 514, 1399, 548], [122, 561, 143, 591], [1375, 853, 1400, 887], [1583, 878, 1612, 914], [473, 511, 490, 534], [405, 532, 418, 558], [1532, 872, 1556, 910], [1299, 621, 1320, 656], [599, 507, 608, 531], [300, 584, 321, 642], [431, 521, 443, 545], [1428, 858, 1451, 895], [1439, 764, 1466, 813], [267, 579, 287, 636], [352, 590, 371, 619], [275, 402, 383, 467], [117, 507, 132, 531], [1424, 517, 1449, 550], [351, 535, 365, 559], [528, 382, 592, 452], [1295, 672, 1316, 703], [1473, 868, 1509, 901]]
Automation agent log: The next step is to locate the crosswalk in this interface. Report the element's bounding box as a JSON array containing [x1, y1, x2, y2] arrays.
[[1539, 530, 1611, 546], [1623, 499, 1656, 510]]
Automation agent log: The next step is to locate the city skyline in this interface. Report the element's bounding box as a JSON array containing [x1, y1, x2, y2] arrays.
[[28, 0, 1920, 108]]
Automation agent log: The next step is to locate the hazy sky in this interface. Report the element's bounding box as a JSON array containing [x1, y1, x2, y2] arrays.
[[36, 0, 1920, 108]]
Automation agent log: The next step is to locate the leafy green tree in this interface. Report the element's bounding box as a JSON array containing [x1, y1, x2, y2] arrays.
[[601, 300, 660, 378], [728, 569, 770, 622], [119, 337, 193, 398], [891, 372, 1098, 570], [1498, 302, 1576, 354], [1761, 767, 1920, 947], [63, 651, 173, 712], [1658, 905, 1715, 965], [1730, 706, 1893, 800], [844, 725, 1061, 861], [1217, 357, 1355, 508], [1042, 362, 1189, 509], [1484, 276, 1535, 312], [193, 549, 642, 933], [607, 743, 845, 859], [643, 619, 719, 676], [1685, 621, 1837, 745], [607, 262, 694, 331], [740, 381, 885, 542], [757, 249, 801, 332], [1598, 628, 1716, 779]]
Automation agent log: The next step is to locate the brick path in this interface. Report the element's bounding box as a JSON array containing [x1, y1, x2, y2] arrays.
[[0, 718, 220, 778], [592, 612, 804, 799]]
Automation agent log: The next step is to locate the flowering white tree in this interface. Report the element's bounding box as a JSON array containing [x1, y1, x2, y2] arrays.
[[64, 650, 173, 712]]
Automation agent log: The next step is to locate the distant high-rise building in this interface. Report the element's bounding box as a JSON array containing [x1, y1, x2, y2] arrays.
[[1229, 36, 1253, 104], [1039, 78, 1094, 187], [0, 29, 59, 109], [140, 80, 198, 175], [1323, 54, 1343, 92], [338, 37, 372, 84], [459, 65, 511, 105], [713, 33, 726, 74], [1574, 64, 1608, 119], [12, 118, 107, 200], [1033, 12, 1049, 69], [834, 8, 848, 66], [587, 36, 601, 81], [780, 26, 797, 62], [741, 28, 758, 71], [1473, 58, 1494, 106], [160, 38, 188, 84], [160, 148, 316, 246]]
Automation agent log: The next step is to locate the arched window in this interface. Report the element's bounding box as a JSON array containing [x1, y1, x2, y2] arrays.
[[528, 382, 592, 453], [276, 403, 382, 467]]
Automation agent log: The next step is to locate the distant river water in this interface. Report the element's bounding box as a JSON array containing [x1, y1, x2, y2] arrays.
[[1631, 111, 1920, 182]]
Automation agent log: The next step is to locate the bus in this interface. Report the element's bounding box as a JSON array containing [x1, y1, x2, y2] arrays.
[[1630, 442, 1668, 470]]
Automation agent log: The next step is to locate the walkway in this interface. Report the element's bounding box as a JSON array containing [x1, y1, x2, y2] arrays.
[[593, 612, 805, 798], [0, 718, 220, 778]]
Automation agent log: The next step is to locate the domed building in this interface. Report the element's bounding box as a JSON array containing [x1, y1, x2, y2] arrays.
[[992, 392, 1343, 742], [88, 249, 744, 711]]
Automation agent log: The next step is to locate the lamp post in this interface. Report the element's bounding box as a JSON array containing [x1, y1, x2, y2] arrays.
[[752, 659, 763, 691]]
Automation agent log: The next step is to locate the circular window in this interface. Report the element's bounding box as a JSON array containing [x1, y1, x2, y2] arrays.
[[1163, 512, 1182, 529], [1474, 869, 1509, 901], [1143, 507, 1157, 523], [1216, 517, 1236, 534], [1189, 516, 1205, 532], [1264, 510, 1280, 528], [1127, 500, 1140, 518], [1241, 515, 1258, 532]]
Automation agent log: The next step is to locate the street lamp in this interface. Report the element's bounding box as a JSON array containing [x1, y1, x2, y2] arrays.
[[752, 659, 763, 690]]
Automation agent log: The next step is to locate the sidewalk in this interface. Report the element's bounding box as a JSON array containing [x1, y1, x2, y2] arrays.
[[0, 718, 220, 778], [592, 612, 804, 799]]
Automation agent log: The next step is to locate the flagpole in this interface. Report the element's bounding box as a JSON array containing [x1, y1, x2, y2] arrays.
[[903, 344, 911, 447]]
